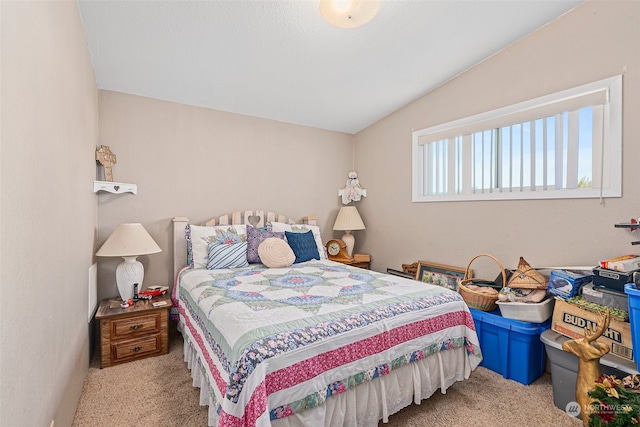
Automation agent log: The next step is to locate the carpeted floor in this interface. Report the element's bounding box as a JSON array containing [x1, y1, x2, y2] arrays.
[[72, 324, 582, 427]]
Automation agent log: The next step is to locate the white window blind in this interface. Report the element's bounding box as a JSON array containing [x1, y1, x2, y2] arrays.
[[412, 75, 622, 202]]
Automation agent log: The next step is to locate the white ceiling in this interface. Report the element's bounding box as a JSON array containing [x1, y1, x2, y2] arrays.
[[77, 0, 584, 134]]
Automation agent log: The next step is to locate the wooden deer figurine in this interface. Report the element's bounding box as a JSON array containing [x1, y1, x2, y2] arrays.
[[561, 310, 611, 427]]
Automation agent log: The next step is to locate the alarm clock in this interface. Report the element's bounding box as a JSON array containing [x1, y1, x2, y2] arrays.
[[325, 239, 353, 263]]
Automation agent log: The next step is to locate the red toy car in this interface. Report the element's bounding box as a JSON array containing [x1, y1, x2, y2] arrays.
[[137, 286, 168, 300]]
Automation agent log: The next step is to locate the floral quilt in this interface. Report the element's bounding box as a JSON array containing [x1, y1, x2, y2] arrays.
[[175, 259, 482, 427]]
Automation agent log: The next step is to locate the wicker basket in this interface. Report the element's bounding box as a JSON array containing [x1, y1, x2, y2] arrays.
[[458, 254, 507, 311]]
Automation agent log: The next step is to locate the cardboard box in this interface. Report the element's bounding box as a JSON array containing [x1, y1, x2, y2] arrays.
[[551, 298, 633, 361], [547, 269, 593, 299]]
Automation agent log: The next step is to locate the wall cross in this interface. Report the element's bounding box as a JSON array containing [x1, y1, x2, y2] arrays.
[[96, 146, 117, 182]]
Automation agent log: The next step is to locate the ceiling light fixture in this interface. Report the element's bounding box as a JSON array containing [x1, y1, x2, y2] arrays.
[[319, 0, 381, 29]]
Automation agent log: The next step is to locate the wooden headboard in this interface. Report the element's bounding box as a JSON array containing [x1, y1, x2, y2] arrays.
[[172, 210, 317, 279]]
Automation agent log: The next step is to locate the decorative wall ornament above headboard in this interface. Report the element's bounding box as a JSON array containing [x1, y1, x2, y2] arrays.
[[338, 171, 367, 205]]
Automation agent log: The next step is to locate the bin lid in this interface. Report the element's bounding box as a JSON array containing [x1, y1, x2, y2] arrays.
[[540, 329, 640, 374], [470, 307, 550, 334]]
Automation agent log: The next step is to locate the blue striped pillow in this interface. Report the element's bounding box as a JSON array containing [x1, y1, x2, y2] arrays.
[[207, 241, 249, 269]]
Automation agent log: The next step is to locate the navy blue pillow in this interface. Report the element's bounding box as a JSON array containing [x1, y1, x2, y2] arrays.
[[285, 230, 320, 263]]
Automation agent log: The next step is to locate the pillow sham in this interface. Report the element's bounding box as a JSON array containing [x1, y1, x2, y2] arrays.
[[186, 224, 247, 269], [269, 222, 326, 259], [207, 241, 249, 269], [258, 237, 295, 268], [285, 230, 321, 263], [246, 224, 285, 264]]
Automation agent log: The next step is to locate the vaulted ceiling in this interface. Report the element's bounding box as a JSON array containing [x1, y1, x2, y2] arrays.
[[78, 0, 584, 134]]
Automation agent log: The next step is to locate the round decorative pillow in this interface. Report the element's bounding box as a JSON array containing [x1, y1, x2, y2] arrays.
[[258, 237, 295, 268]]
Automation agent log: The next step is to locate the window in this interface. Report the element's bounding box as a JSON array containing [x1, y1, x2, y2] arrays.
[[412, 75, 622, 202]]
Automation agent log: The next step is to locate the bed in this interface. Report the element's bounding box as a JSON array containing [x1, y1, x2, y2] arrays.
[[171, 211, 482, 427]]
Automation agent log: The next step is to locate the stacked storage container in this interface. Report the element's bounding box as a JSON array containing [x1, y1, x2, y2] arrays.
[[469, 308, 550, 385]]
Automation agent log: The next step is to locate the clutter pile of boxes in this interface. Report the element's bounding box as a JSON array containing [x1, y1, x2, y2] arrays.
[[469, 254, 640, 417], [542, 255, 640, 415], [547, 256, 639, 362]]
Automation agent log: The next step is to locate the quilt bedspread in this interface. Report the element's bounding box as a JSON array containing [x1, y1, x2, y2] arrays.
[[175, 259, 482, 427]]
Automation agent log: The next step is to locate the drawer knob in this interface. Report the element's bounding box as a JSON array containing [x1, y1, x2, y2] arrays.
[[131, 346, 142, 353], [129, 324, 143, 330]]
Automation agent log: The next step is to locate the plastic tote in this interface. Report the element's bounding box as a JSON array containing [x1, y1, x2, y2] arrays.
[[624, 283, 640, 369], [469, 308, 550, 385]]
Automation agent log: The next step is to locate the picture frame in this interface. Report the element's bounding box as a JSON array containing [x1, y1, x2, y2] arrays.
[[386, 268, 415, 280], [415, 261, 469, 291]]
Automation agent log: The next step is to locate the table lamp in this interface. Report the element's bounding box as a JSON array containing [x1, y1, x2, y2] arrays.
[[333, 206, 366, 257], [96, 223, 162, 301]]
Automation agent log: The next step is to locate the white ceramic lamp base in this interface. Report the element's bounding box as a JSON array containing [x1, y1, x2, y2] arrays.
[[342, 231, 355, 257], [116, 256, 144, 301]]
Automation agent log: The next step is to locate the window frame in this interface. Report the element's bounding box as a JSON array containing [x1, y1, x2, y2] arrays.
[[412, 75, 622, 203]]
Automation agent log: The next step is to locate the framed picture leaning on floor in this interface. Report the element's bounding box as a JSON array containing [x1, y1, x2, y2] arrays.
[[416, 261, 468, 292]]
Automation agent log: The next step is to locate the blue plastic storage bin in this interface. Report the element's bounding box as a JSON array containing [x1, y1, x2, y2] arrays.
[[624, 283, 640, 369], [470, 308, 551, 385]]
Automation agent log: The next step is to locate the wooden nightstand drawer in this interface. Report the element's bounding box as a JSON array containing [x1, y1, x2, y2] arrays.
[[96, 294, 171, 368], [112, 335, 162, 362], [350, 261, 370, 269], [111, 313, 160, 339]]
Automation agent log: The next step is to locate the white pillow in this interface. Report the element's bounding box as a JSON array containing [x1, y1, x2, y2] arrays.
[[269, 222, 326, 259], [187, 224, 247, 269], [258, 238, 295, 268]]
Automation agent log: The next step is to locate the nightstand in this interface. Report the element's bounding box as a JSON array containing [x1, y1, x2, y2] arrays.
[[95, 294, 170, 368], [336, 253, 371, 270]]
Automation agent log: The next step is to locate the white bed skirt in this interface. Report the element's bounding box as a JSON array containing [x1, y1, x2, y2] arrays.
[[181, 326, 472, 427]]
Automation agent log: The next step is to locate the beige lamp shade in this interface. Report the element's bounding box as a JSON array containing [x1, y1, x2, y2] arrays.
[[333, 206, 366, 231], [96, 223, 162, 257], [333, 206, 365, 256], [96, 223, 161, 301], [319, 0, 381, 29]]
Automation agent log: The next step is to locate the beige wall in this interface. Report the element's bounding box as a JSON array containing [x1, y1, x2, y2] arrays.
[[1, 2, 98, 427], [355, 0, 640, 277], [3, 1, 638, 424], [96, 91, 354, 300]]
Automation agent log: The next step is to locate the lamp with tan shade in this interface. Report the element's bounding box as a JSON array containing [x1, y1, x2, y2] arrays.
[[333, 206, 366, 257], [96, 223, 162, 301]]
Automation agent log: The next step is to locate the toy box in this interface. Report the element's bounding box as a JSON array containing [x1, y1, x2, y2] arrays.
[[551, 298, 633, 361], [469, 308, 549, 385], [547, 269, 593, 299]]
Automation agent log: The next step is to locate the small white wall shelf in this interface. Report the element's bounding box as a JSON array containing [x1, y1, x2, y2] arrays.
[[93, 181, 137, 195]]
